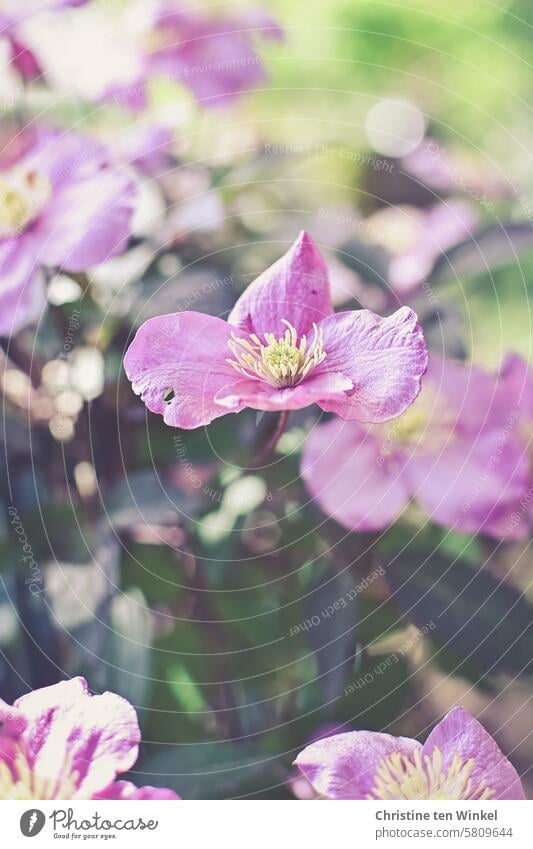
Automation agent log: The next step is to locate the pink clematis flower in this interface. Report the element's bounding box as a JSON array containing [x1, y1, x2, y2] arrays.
[[301, 355, 530, 538], [294, 707, 525, 799], [0, 677, 179, 800], [18, 1, 281, 110], [0, 126, 136, 336], [124, 232, 428, 430]]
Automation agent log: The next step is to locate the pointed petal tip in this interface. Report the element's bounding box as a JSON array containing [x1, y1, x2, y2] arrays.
[[295, 230, 318, 251], [440, 705, 472, 724], [291, 230, 328, 271]]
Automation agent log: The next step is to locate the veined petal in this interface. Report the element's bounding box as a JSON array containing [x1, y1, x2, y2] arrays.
[[294, 730, 421, 800], [14, 677, 140, 798], [301, 417, 410, 531], [422, 707, 525, 800], [316, 306, 428, 422], [228, 231, 333, 337], [214, 371, 352, 413], [0, 699, 27, 738], [124, 311, 245, 429]]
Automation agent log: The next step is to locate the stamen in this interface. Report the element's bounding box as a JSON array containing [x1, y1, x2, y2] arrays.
[[378, 388, 455, 455], [0, 742, 79, 800], [368, 747, 494, 800], [0, 169, 51, 237], [227, 320, 326, 388]]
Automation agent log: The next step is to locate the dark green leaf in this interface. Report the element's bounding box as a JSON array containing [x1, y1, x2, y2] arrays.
[[387, 549, 533, 676]]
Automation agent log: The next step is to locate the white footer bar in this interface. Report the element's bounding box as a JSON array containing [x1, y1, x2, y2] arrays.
[[2, 800, 532, 848]]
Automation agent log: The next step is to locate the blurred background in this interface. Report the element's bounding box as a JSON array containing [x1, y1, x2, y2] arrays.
[[0, 0, 532, 798]]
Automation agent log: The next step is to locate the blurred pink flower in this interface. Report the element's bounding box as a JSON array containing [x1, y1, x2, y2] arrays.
[[294, 707, 525, 799], [500, 352, 533, 424], [301, 355, 529, 538], [145, 4, 283, 107], [124, 232, 428, 429], [386, 200, 478, 296], [0, 127, 136, 336], [403, 138, 512, 201], [18, 1, 281, 110], [0, 677, 179, 799]]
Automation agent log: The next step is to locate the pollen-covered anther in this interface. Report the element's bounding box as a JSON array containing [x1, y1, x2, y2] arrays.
[[368, 747, 494, 800], [0, 169, 51, 237], [227, 319, 326, 388], [0, 743, 79, 800]]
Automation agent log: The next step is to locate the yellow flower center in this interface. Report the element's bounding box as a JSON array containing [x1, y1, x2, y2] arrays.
[[392, 404, 432, 444], [378, 388, 455, 455], [227, 320, 327, 388], [368, 747, 494, 800], [0, 169, 51, 237], [0, 743, 79, 800]]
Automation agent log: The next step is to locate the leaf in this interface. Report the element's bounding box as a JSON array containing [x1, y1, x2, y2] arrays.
[[429, 222, 533, 284], [43, 525, 121, 684], [105, 588, 154, 708], [386, 549, 533, 676], [338, 237, 391, 290], [301, 565, 358, 705], [417, 301, 468, 360], [136, 742, 285, 799], [167, 662, 209, 715]]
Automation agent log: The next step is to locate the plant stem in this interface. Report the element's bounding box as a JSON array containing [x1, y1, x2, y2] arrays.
[[252, 409, 289, 466]]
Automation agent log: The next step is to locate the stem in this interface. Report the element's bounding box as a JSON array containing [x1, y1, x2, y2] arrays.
[[180, 540, 242, 738], [252, 409, 290, 467]]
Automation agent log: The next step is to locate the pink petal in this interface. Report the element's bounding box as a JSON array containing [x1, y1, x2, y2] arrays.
[[0, 235, 46, 336], [0, 699, 27, 738], [425, 355, 505, 435], [317, 306, 428, 422], [124, 311, 246, 429], [500, 352, 533, 419], [390, 201, 478, 296], [301, 417, 410, 531], [214, 371, 352, 413], [422, 707, 525, 800], [22, 129, 106, 185], [96, 780, 180, 800], [152, 35, 266, 106], [148, 5, 281, 106], [295, 731, 420, 799], [405, 423, 530, 539], [228, 232, 333, 337], [15, 677, 140, 798], [35, 169, 136, 271]]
